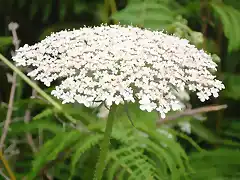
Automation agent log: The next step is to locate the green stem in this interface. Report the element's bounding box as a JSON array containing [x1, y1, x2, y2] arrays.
[[94, 104, 116, 180]]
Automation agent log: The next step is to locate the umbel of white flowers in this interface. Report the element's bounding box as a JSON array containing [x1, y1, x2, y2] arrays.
[[13, 25, 224, 118]]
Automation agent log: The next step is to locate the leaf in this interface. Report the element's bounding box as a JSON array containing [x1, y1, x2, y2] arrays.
[[27, 133, 65, 180], [107, 144, 156, 180], [211, 2, 240, 51], [109, 124, 190, 179], [27, 130, 82, 180], [141, 138, 179, 179], [69, 134, 103, 179], [111, 0, 178, 30], [139, 125, 191, 179]]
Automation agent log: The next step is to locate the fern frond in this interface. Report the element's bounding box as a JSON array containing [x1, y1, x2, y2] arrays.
[[107, 144, 157, 180], [140, 138, 179, 179], [27, 130, 82, 180], [111, 126, 135, 144], [128, 161, 154, 180], [117, 168, 128, 180], [69, 134, 103, 179], [102, 120, 191, 180]]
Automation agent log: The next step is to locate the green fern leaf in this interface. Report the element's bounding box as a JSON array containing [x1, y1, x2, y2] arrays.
[[117, 169, 127, 180], [141, 138, 179, 179], [69, 134, 103, 179], [108, 123, 190, 179], [27, 130, 82, 180], [128, 161, 153, 180], [111, 126, 134, 144], [107, 143, 158, 180], [127, 157, 156, 180], [47, 131, 81, 160], [108, 148, 142, 180], [138, 125, 191, 179], [27, 133, 65, 179]]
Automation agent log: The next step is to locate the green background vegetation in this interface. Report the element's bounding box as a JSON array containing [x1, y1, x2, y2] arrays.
[[0, 0, 239, 179]]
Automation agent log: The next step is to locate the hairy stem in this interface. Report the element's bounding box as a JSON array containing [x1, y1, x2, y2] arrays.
[[94, 104, 116, 180]]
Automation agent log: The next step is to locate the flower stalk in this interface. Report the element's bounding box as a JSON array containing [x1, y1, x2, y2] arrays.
[[94, 104, 116, 180]]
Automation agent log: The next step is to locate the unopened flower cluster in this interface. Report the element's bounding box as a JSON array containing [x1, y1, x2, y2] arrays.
[[13, 25, 224, 118]]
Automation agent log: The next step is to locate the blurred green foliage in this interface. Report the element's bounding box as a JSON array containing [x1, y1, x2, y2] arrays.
[[0, 0, 239, 179]]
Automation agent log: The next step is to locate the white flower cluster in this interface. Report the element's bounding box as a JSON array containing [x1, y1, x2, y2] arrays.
[[13, 25, 224, 118]]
